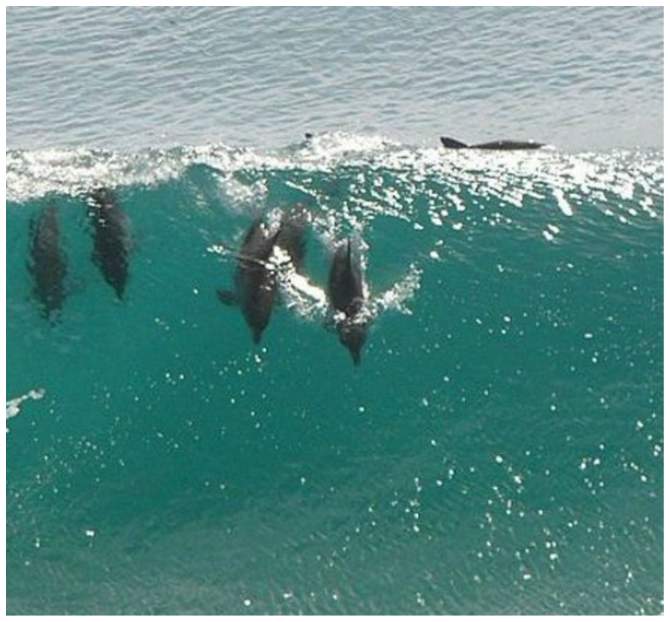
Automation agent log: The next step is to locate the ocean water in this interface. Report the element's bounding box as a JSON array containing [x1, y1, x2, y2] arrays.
[[6, 6, 664, 616], [7, 6, 663, 152]]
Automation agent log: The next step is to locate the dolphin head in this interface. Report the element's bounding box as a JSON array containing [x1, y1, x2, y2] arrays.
[[90, 186, 116, 208], [113, 282, 126, 300], [251, 326, 264, 344], [339, 321, 367, 365]]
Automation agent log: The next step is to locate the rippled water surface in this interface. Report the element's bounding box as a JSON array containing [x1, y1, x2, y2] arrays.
[[7, 6, 663, 151], [6, 6, 664, 616]]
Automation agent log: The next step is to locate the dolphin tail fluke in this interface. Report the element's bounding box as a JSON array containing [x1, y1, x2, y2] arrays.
[[440, 136, 469, 149], [217, 289, 238, 306]]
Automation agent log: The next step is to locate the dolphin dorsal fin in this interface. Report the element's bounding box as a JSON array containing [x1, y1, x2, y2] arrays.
[[440, 136, 469, 149], [346, 239, 352, 265]]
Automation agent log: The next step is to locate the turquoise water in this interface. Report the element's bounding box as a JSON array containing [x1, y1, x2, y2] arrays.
[[7, 143, 664, 615], [6, 6, 664, 616]]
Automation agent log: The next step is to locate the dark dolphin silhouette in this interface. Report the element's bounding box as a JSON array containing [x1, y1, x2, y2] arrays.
[[28, 203, 67, 321], [328, 239, 368, 365], [217, 207, 309, 344], [217, 205, 308, 344], [275, 204, 309, 271], [87, 188, 131, 299], [440, 136, 544, 150]]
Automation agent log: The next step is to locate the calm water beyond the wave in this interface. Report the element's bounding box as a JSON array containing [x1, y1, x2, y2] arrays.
[[6, 6, 663, 615]]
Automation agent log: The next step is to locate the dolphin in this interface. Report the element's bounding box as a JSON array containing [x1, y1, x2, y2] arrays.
[[27, 203, 67, 321], [275, 204, 309, 271], [440, 136, 544, 150], [217, 217, 278, 344], [328, 239, 368, 365], [87, 187, 131, 299], [217, 207, 310, 343]]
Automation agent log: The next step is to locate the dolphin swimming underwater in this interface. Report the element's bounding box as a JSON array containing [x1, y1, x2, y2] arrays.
[[327, 238, 368, 365], [440, 136, 544, 150], [28, 203, 67, 321], [217, 206, 309, 344], [275, 204, 309, 270], [86, 188, 131, 299]]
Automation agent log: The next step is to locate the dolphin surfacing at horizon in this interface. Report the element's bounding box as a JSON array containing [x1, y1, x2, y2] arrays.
[[440, 136, 544, 150]]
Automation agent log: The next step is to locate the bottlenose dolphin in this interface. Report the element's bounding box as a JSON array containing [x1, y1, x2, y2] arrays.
[[28, 203, 67, 321], [217, 207, 309, 344], [275, 204, 309, 270], [87, 188, 131, 299], [440, 136, 544, 150], [328, 239, 368, 365]]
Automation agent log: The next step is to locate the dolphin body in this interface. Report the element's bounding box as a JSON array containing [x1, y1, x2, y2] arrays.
[[275, 204, 309, 270], [440, 136, 544, 150], [218, 207, 309, 344], [87, 188, 131, 299], [28, 203, 67, 321], [328, 239, 368, 365]]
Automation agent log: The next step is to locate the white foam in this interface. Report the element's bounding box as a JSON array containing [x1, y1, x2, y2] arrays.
[[553, 187, 574, 216], [274, 247, 329, 320], [7, 138, 661, 237], [370, 263, 423, 319], [6, 388, 46, 420]]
